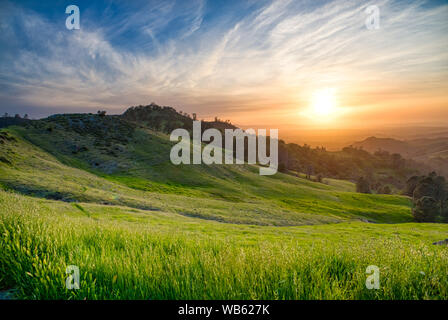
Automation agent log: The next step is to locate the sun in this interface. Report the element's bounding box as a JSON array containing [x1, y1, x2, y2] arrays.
[[310, 88, 336, 117]]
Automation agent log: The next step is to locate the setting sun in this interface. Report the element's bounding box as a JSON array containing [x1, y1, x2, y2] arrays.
[[311, 88, 337, 117]]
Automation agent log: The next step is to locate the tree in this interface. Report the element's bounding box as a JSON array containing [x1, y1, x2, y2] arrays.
[[412, 196, 437, 222], [443, 197, 448, 223], [405, 176, 421, 197], [14, 114, 21, 119], [278, 162, 287, 173], [391, 153, 405, 170], [409, 173, 448, 223], [378, 185, 391, 194], [305, 164, 314, 180], [97, 110, 106, 117], [356, 177, 371, 194], [433, 175, 447, 218], [413, 180, 436, 200], [23, 114, 29, 119]]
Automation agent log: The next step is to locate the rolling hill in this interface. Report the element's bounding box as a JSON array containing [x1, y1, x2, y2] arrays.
[[352, 136, 448, 177], [0, 112, 413, 226], [1, 107, 447, 300]]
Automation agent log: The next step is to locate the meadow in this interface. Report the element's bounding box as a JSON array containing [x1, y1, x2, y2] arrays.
[[1, 191, 447, 300], [1, 122, 448, 299]]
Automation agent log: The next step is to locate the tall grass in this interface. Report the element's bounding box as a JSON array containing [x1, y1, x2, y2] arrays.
[[1, 192, 447, 300]]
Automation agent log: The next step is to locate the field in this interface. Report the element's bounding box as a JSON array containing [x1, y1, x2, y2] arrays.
[[1, 191, 448, 300], [1, 122, 448, 299]]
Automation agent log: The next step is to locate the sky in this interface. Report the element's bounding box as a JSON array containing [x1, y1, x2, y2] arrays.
[[0, 0, 447, 132]]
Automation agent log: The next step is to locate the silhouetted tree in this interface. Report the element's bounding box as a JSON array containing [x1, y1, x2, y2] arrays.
[[278, 162, 287, 173], [356, 177, 371, 194], [413, 178, 437, 200], [409, 172, 448, 223], [405, 176, 421, 197], [434, 175, 447, 218], [391, 153, 405, 170], [305, 164, 314, 179], [378, 185, 391, 194], [413, 196, 438, 222]]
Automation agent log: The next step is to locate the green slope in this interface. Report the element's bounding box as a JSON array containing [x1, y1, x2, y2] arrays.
[[0, 123, 412, 225]]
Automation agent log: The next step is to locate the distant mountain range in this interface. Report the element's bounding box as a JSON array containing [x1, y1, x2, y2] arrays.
[[352, 136, 448, 176]]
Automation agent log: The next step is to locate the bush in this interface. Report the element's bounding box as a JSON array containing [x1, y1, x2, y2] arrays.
[[378, 185, 391, 194], [412, 196, 438, 222], [356, 177, 371, 194], [409, 173, 448, 223]]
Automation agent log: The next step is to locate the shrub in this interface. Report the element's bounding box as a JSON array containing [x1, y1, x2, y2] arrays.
[[412, 196, 437, 222], [356, 177, 371, 194]]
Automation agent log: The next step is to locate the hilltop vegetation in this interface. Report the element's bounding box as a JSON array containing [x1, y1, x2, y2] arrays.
[[123, 103, 237, 134]]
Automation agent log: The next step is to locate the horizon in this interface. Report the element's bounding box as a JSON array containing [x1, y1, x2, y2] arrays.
[[3, 103, 448, 150]]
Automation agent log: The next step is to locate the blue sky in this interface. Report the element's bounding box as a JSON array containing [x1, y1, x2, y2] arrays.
[[0, 0, 447, 129]]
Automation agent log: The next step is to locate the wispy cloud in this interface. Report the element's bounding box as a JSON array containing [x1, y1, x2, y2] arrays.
[[0, 0, 447, 127]]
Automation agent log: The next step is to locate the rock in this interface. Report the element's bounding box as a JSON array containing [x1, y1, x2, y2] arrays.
[[432, 239, 448, 245]]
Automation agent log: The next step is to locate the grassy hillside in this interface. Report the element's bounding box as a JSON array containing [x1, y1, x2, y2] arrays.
[[0, 124, 413, 225], [1, 113, 447, 300]]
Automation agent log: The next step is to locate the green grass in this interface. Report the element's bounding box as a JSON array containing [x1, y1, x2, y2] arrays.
[[0, 128, 413, 226], [1, 124, 447, 300], [1, 191, 447, 300]]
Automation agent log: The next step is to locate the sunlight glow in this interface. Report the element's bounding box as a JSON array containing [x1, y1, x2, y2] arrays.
[[311, 88, 336, 117]]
